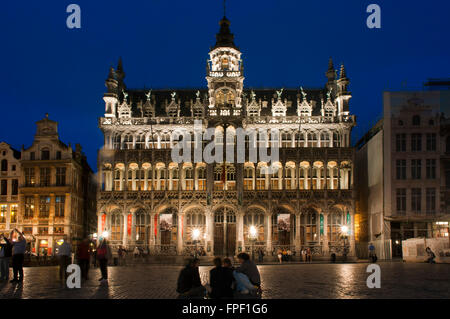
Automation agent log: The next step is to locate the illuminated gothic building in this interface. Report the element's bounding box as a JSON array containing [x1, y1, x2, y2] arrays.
[[97, 16, 357, 259]]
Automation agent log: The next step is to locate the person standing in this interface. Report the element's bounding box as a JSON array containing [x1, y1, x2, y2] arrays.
[[209, 257, 234, 299], [368, 243, 376, 263], [287, 249, 292, 262], [0, 234, 13, 282], [56, 237, 72, 282], [277, 250, 282, 264], [10, 229, 26, 284], [77, 238, 91, 280], [96, 238, 112, 283], [306, 247, 312, 262]]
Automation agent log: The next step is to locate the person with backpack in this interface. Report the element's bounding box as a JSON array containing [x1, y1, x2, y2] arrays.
[[0, 234, 13, 282], [96, 238, 112, 283], [10, 229, 26, 284]]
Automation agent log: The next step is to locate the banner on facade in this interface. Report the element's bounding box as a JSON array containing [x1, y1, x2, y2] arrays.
[[320, 214, 324, 235], [101, 214, 106, 231], [127, 214, 132, 236], [154, 214, 158, 237], [277, 214, 290, 231], [347, 212, 351, 225]]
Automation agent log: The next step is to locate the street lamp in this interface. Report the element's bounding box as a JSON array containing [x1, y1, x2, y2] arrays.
[[192, 228, 201, 258], [102, 231, 109, 239], [249, 225, 258, 261], [340, 225, 349, 261]]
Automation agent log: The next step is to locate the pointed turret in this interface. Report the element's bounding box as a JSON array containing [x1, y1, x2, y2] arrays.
[[105, 67, 118, 94], [214, 16, 237, 49], [339, 63, 347, 80], [326, 58, 336, 81]]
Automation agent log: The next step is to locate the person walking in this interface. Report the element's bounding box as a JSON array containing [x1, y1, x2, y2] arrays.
[[117, 245, 126, 266], [77, 238, 91, 280], [301, 249, 306, 262], [425, 247, 436, 264], [368, 243, 377, 263], [257, 249, 264, 263], [133, 246, 140, 259], [176, 258, 206, 299], [209, 257, 234, 299], [0, 234, 13, 282], [277, 249, 282, 264], [96, 238, 112, 283], [287, 249, 292, 262], [56, 237, 72, 282]]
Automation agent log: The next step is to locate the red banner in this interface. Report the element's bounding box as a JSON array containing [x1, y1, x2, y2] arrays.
[[154, 214, 158, 237], [127, 214, 132, 236], [101, 214, 106, 232]]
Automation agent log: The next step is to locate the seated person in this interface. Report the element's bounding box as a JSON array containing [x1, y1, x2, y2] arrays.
[[233, 253, 261, 295], [176, 258, 206, 298], [209, 257, 234, 299]]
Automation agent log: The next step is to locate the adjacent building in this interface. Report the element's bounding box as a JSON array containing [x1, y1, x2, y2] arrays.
[[18, 115, 96, 255], [0, 142, 21, 232], [356, 80, 450, 259], [97, 16, 357, 259]]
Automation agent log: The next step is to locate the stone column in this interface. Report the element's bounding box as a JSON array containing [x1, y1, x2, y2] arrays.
[[322, 212, 329, 256], [350, 212, 356, 256], [237, 211, 244, 253], [177, 213, 183, 255], [295, 213, 301, 255], [266, 213, 272, 254], [205, 210, 214, 256]]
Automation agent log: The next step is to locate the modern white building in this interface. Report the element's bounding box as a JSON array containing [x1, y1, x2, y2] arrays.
[[97, 16, 357, 259]]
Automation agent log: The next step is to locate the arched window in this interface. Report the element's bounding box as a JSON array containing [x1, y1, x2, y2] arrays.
[[123, 134, 133, 149], [244, 166, 254, 190], [327, 210, 343, 242], [196, 165, 206, 190], [1, 159, 7, 172], [412, 115, 421, 126], [307, 133, 317, 147], [113, 134, 121, 149], [184, 166, 194, 190], [244, 209, 265, 242], [186, 209, 206, 243], [110, 212, 123, 241], [135, 210, 149, 243], [160, 209, 178, 245], [302, 210, 318, 242], [135, 134, 145, 150]]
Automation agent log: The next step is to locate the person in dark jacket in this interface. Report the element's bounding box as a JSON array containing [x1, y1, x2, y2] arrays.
[[0, 234, 13, 282], [176, 258, 205, 299], [77, 238, 91, 280], [426, 247, 436, 264], [209, 257, 234, 299]]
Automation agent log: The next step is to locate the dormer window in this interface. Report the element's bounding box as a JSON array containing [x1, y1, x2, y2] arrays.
[[41, 149, 50, 160]]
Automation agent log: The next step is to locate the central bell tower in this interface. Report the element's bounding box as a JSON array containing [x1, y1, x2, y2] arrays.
[[206, 16, 244, 117]]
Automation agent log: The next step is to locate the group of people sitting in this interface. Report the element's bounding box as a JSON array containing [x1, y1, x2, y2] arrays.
[[176, 252, 261, 299]]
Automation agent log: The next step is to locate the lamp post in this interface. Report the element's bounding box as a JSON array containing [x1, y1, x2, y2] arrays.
[[249, 226, 258, 261], [192, 228, 201, 258], [340, 225, 349, 262]]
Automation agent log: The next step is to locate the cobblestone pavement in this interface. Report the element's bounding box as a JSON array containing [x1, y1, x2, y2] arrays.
[[0, 262, 448, 299]]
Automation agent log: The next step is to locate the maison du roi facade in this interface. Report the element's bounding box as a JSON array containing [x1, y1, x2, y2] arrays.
[[97, 16, 357, 259], [0, 116, 97, 255]]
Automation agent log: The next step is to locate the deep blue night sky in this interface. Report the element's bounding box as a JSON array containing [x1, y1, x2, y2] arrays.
[[1, 0, 449, 171]]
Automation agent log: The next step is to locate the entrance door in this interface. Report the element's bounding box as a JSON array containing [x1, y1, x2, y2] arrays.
[[214, 224, 224, 255], [214, 208, 237, 256], [226, 223, 236, 256]]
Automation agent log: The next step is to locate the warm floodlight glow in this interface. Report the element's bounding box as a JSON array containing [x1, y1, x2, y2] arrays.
[[192, 228, 201, 240], [341, 225, 349, 235], [102, 231, 109, 238], [249, 225, 258, 239]]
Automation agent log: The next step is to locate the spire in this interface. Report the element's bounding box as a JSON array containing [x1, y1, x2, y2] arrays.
[[116, 57, 125, 82], [214, 16, 237, 49], [107, 66, 115, 80], [326, 57, 335, 81], [340, 63, 347, 80]]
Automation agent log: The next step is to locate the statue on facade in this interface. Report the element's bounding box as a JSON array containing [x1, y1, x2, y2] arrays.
[[123, 90, 128, 101], [300, 87, 307, 100], [145, 90, 152, 101], [171, 92, 177, 100], [276, 88, 284, 100]]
